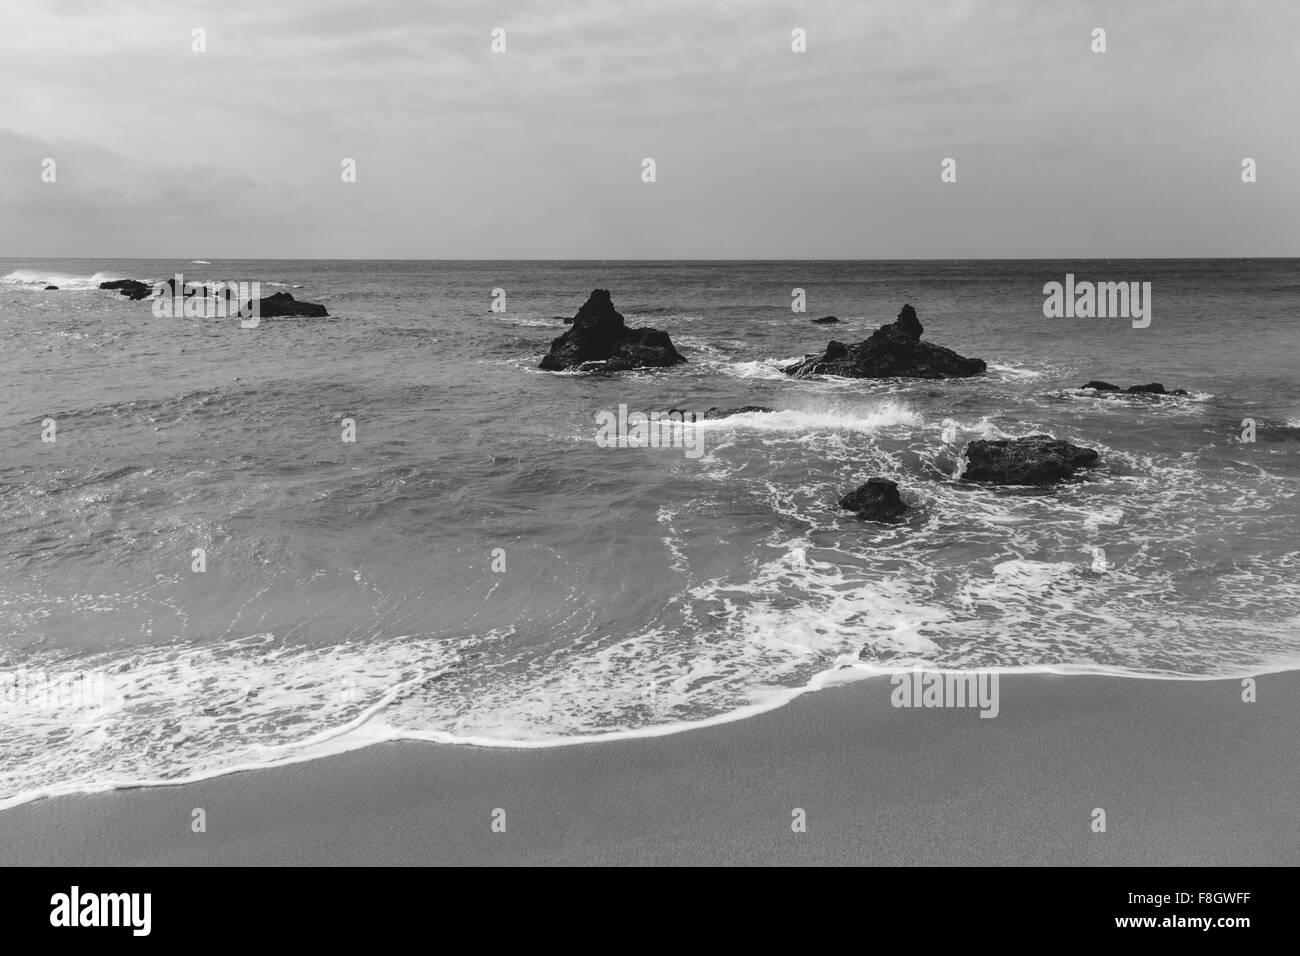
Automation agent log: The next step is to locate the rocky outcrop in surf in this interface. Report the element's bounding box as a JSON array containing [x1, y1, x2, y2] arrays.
[[540, 289, 686, 372], [839, 478, 908, 520], [99, 279, 153, 300], [1080, 380, 1189, 396], [43, 285, 58, 290], [782, 304, 984, 380], [667, 405, 775, 420], [812, 315, 839, 324], [244, 291, 329, 318], [961, 435, 1099, 485]]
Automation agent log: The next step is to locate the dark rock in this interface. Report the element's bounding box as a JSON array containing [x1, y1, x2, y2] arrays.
[[540, 289, 686, 372], [961, 435, 1100, 485], [1126, 382, 1188, 396], [839, 478, 908, 520], [667, 405, 775, 420], [1081, 380, 1188, 397], [43, 285, 58, 290], [783, 303, 984, 380], [894, 303, 923, 340], [99, 279, 153, 300], [703, 405, 773, 419], [243, 291, 328, 318], [812, 315, 839, 324]]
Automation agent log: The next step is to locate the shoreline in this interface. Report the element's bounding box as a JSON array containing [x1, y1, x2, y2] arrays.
[[3, 660, 1294, 815], [3, 670, 1297, 866]]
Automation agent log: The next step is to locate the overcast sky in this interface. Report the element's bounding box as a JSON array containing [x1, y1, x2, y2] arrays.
[[1, 0, 1296, 258]]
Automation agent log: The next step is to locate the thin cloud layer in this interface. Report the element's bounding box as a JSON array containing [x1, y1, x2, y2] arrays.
[[1, 0, 1296, 257]]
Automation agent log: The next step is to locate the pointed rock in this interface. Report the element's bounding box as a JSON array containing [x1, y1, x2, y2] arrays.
[[540, 289, 686, 372]]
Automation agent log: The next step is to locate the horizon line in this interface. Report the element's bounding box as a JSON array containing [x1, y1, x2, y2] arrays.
[[3, 255, 1299, 263]]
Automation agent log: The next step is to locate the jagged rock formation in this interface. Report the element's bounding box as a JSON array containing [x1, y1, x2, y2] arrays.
[[540, 290, 686, 372], [783, 304, 984, 380]]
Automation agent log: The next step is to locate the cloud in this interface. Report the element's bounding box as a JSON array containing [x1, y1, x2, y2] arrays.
[[0, 0, 1296, 256]]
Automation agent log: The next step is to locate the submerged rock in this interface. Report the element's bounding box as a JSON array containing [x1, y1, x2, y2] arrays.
[[1126, 382, 1187, 395], [961, 435, 1100, 485], [243, 291, 328, 318], [783, 304, 984, 380], [1081, 380, 1188, 396], [839, 478, 909, 520], [99, 279, 153, 300], [540, 289, 686, 372], [812, 315, 839, 324], [666, 405, 775, 420], [43, 285, 58, 290]]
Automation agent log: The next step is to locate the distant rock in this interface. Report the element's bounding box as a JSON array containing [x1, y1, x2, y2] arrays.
[[1081, 380, 1188, 396], [243, 291, 328, 318], [1128, 382, 1187, 396], [99, 279, 153, 300], [961, 435, 1100, 485], [783, 304, 985, 380], [839, 478, 909, 521], [43, 285, 58, 290], [540, 289, 686, 372], [812, 315, 839, 324], [667, 405, 775, 420]]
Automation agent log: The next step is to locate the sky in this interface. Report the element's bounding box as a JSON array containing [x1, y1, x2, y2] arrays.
[[0, 0, 1296, 258]]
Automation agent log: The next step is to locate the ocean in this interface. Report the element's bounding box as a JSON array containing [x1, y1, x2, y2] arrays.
[[2, 257, 1298, 809]]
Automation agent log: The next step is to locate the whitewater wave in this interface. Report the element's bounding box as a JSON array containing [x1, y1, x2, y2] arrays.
[[1, 269, 114, 290], [697, 402, 920, 435]]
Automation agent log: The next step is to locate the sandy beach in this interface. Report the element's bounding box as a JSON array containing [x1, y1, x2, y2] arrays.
[[3, 671, 1296, 866]]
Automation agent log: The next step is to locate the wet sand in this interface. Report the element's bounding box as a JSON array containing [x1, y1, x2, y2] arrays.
[[3, 671, 1297, 866]]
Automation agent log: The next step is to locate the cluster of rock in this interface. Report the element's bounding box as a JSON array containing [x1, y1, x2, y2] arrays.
[[98, 278, 328, 317], [99, 278, 153, 300], [1080, 380, 1188, 396], [533, 293, 1186, 522], [839, 436, 1101, 522]]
